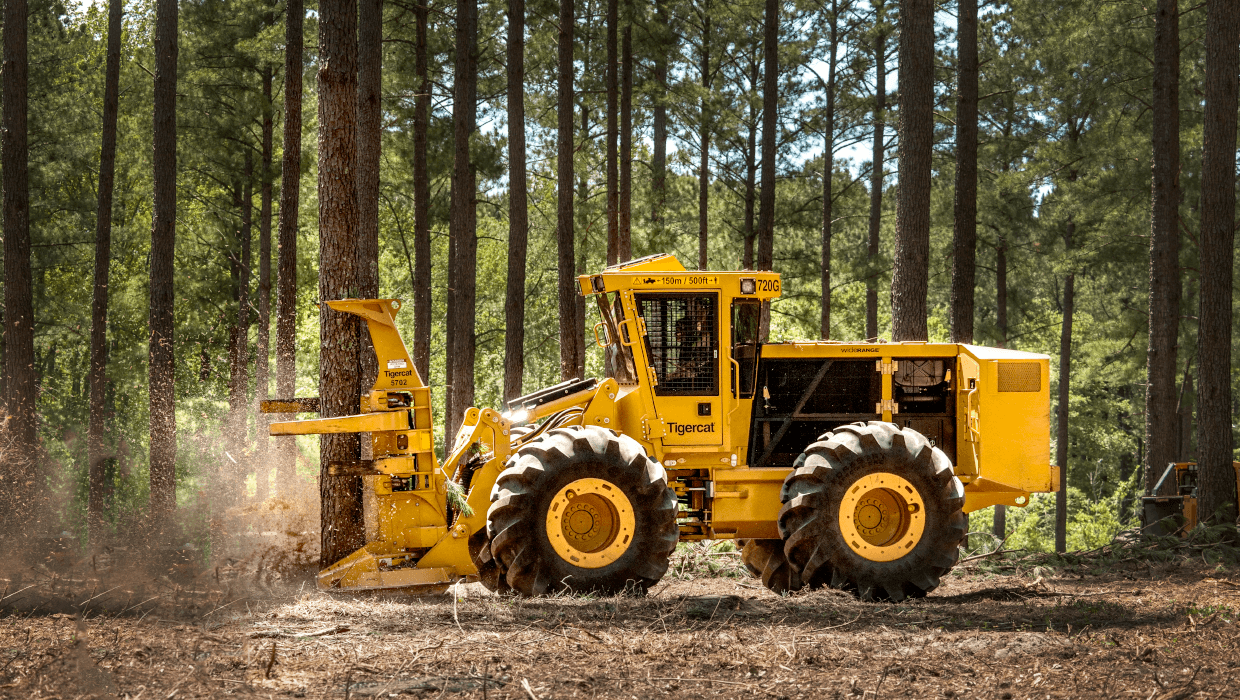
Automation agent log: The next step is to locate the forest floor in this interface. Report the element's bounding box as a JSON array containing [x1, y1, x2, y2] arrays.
[[3, 541, 1240, 700]]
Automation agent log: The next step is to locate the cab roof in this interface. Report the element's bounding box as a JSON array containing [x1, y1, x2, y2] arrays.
[[577, 254, 781, 299]]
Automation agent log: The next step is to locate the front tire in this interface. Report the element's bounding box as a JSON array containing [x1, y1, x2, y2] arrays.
[[778, 422, 966, 602], [487, 426, 679, 596]]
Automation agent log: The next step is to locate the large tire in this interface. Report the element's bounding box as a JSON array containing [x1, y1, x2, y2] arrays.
[[468, 526, 512, 594], [739, 539, 804, 594], [778, 422, 966, 602], [487, 426, 679, 596]]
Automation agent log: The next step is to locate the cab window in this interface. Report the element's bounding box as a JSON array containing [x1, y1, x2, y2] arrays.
[[732, 301, 760, 398], [636, 293, 718, 396]]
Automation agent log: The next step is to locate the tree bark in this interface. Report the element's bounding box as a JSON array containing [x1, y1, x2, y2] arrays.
[[820, 0, 838, 340], [996, 235, 1007, 347], [1055, 273, 1074, 552], [618, 0, 632, 262], [412, 0, 432, 382], [228, 163, 253, 505], [866, 10, 885, 340], [743, 55, 758, 270], [504, 0, 528, 403], [149, 0, 179, 535], [254, 66, 275, 502], [1195, 0, 1239, 525], [88, 0, 123, 543], [557, 0, 579, 381], [650, 0, 668, 227], [755, 0, 777, 273], [275, 0, 303, 484], [1145, 0, 1181, 495], [891, 0, 932, 342], [950, 0, 977, 344], [1055, 223, 1075, 554], [447, 0, 478, 440], [606, 0, 619, 266], [697, 8, 711, 271], [357, 0, 383, 406], [318, 0, 363, 566]]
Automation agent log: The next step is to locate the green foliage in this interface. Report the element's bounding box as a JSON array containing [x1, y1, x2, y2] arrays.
[[4, 0, 1237, 546]]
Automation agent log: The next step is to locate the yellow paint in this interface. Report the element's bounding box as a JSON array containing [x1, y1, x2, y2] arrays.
[[545, 478, 636, 568], [270, 255, 1056, 593], [838, 472, 925, 562]]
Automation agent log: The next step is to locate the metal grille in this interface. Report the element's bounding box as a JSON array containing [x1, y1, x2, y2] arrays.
[[997, 362, 1041, 392], [637, 294, 718, 395]]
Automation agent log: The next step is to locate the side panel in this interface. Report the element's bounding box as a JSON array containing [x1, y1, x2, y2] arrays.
[[968, 348, 1053, 493], [709, 468, 786, 539]]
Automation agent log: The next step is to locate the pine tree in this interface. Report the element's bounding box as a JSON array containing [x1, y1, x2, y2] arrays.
[[504, 0, 529, 402], [890, 0, 933, 341], [88, 0, 123, 542], [149, 0, 180, 534], [317, 0, 363, 566], [275, 0, 304, 483]]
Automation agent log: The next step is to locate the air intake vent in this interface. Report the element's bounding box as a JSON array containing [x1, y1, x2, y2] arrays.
[[997, 362, 1041, 392]]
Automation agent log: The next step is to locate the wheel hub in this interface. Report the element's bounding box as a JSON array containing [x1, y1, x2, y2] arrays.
[[546, 478, 635, 569], [837, 472, 926, 562]]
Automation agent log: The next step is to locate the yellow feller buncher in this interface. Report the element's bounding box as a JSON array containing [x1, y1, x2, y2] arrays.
[[263, 254, 1058, 601]]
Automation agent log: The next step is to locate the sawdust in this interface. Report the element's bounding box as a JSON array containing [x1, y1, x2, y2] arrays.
[[3, 552, 1240, 699]]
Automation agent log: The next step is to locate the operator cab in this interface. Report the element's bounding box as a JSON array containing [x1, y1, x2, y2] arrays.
[[580, 254, 781, 457]]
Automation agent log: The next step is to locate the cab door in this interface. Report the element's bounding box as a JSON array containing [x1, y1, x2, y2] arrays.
[[633, 292, 723, 447]]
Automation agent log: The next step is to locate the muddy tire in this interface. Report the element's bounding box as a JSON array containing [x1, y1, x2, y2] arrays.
[[487, 426, 679, 596], [468, 526, 512, 594], [778, 422, 966, 602], [739, 539, 804, 594]]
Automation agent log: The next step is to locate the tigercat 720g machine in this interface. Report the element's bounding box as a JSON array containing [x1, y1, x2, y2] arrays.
[[265, 254, 1057, 601]]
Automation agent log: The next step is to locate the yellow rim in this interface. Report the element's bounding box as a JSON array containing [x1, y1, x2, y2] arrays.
[[837, 472, 925, 562], [545, 478, 636, 569]]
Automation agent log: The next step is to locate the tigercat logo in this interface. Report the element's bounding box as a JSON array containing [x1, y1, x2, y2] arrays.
[[667, 422, 716, 436]]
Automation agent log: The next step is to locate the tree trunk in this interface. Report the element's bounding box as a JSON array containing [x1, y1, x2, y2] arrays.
[[950, 0, 977, 344], [357, 0, 383, 409], [504, 0, 528, 403], [88, 0, 123, 543], [149, 0, 179, 535], [743, 55, 758, 270], [606, 0, 619, 266], [413, 0, 432, 382], [447, 0, 478, 440], [228, 164, 253, 505], [891, 0, 932, 342], [317, 0, 363, 567], [557, 0, 579, 381], [1055, 225, 1075, 554], [996, 235, 1007, 347], [618, 0, 632, 261], [275, 0, 303, 484], [755, 0, 777, 273], [254, 66, 275, 501], [651, 0, 668, 227], [1145, 0, 1181, 495], [1177, 365, 1194, 461], [820, 0, 838, 340], [866, 11, 885, 341], [697, 9, 711, 271], [1195, 0, 1239, 525]]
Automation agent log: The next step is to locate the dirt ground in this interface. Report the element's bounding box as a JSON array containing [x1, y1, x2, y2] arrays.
[[3, 550, 1240, 700]]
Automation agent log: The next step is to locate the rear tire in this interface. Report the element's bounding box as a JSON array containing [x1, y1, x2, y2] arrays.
[[487, 426, 679, 596], [739, 539, 804, 594], [778, 422, 966, 602]]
